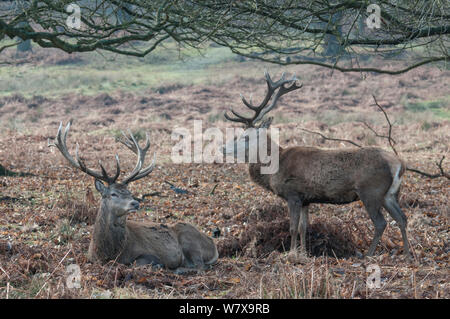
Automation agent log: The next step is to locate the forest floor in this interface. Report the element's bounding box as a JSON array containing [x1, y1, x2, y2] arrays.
[[0, 45, 448, 298]]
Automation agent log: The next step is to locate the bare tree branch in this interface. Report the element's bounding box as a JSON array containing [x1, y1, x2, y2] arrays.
[[0, 0, 448, 74]]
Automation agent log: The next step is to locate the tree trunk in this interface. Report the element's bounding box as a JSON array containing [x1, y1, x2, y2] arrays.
[[16, 21, 32, 53], [322, 12, 343, 60], [16, 39, 32, 52]]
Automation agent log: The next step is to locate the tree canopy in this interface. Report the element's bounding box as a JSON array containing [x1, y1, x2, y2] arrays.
[[0, 0, 449, 73]]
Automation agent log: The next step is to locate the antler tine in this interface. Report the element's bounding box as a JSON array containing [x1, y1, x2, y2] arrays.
[[254, 73, 303, 123], [254, 77, 303, 124], [264, 70, 287, 88], [98, 156, 120, 184], [73, 134, 121, 184], [121, 132, 143, 184], [117, 130, 150, 156], [49, 120, 121, 184], [225, 71, 302, 127], [117, 130, 137, 153], [120, 130, 153, 184], [127, 152, 156, 183]]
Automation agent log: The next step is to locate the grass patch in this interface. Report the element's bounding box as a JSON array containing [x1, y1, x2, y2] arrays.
[[404, 97, 450, 120], [0, 43, 239, 98], [313, 110, 367, 126]]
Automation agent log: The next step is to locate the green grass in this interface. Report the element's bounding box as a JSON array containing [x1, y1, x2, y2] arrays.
[[0, 43, 240, 98], [109, 128, 147, 141], [404, 97, 450, 120]]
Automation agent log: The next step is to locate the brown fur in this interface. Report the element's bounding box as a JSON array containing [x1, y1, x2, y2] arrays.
[[252, 146, 399, 203]]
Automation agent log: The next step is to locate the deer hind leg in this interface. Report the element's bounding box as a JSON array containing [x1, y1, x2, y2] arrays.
[[182, 245, 205, 269], [174, 223, 217, 270], [359, 193, 386, 257], [287, 197, 302, 252], [134, 254, 164, 268], [383, 195, 411, 258]]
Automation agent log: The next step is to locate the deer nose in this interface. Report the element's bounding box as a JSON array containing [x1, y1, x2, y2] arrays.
[[131, 200, 140, 210]]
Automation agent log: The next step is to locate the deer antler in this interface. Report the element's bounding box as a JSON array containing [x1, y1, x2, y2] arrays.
[[225, 70, 303, 127], [48, 120, 120, 184], [49, 121, 155, 185], [116, 130, 156, 184]]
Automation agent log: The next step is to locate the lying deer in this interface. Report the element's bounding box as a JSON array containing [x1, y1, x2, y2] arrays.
[[223, 71, 410, 258], [49, 121, 218, 269]]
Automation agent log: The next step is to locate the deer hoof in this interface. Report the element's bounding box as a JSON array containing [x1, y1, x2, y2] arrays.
[[287, 250, 308, 265]]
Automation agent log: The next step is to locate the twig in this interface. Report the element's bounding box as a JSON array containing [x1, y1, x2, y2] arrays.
[[360, 121, 396, 144], [0, 40, 23, 53], [209, 183, 219, 195], [35, 248, 72, 297], [351, 280, 357, 299], [0, 195, 35, 202], [370, 96, 448, 179], [0, 266, 10, 280], [300, 128, 362, 148], [371, 95, 398, 155], [0, 164, 35, 177], [138, 192, 164, 200], [407, 156, 449, 180], [164, 181, 189, 194]]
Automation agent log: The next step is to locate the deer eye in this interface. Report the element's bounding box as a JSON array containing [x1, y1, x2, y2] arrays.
[[111, 193, 118, 198]]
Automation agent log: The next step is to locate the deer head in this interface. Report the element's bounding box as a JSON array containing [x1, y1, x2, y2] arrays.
[[49, 120, 155, 219], [222, 71, 302, 159]]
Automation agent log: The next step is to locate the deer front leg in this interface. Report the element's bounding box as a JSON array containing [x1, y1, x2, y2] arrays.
[[287, 197, 302, 252], [298, 204, 309, 253]]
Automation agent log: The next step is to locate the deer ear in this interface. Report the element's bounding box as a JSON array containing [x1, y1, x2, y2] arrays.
[[95, 179, 107, 195], [260, 117, 273, 129]]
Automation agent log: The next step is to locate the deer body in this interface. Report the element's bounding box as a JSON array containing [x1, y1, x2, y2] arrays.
[[251, 145, 403, 205], [87, 184, 217, 268], [223, 71, 411, 258], [51, 122, 218, 270], [88, 200, 218, 268]]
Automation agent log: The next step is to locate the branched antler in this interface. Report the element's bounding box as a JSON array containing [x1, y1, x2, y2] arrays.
[[48, 120, 120, 184], [225, 70, 302, 127], [49, 121, 156, 184], [116, 130, 156, 183]]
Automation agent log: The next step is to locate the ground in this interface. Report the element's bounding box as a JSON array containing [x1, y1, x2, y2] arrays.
[[0, 45, 448, 298]]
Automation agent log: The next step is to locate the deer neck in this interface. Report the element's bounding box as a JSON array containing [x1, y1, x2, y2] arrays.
[[90, 201, 128, 262], [248, 137, 282, 192]]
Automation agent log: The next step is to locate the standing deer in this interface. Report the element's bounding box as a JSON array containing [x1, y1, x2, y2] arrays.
[[223, 71, 410, 258], [49, 121, 218, 270]]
